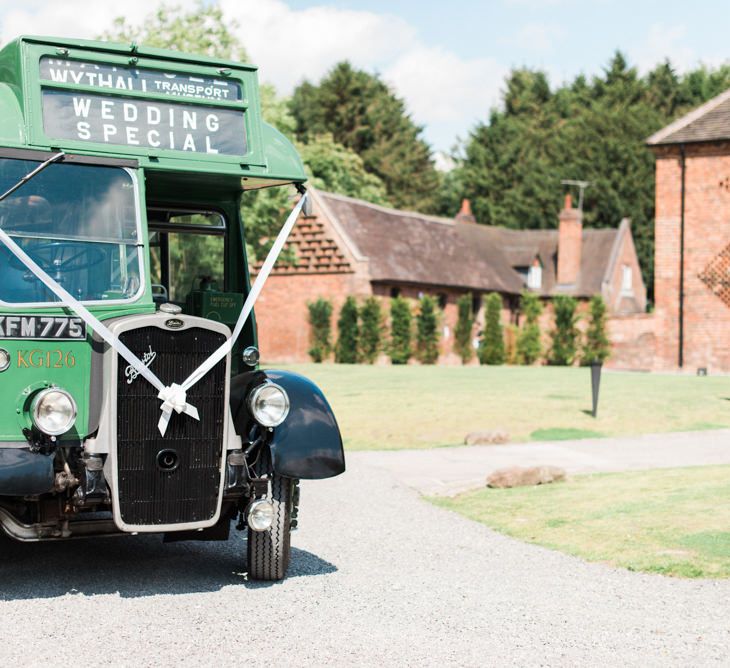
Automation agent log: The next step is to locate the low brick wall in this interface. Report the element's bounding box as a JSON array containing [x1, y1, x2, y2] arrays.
[[606, 314, 656, 371]]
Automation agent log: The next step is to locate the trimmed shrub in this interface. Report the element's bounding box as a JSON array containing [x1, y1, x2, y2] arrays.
[[359, 297, 384, 364], [388, 296, 413, 365], [307, 298, 333, 363], [516, 291, 543, 365], [416, 294, 440, 364], [454, 293, 475, 364], [478, 293, 505, 365], [505, 324, 519, 365], [335, 296, 359, 363], [582, 294, 611, 364], [548, 295, 579, 365]]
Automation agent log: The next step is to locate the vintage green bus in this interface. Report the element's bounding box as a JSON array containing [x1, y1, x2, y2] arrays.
[[0, 36, 345, 580]]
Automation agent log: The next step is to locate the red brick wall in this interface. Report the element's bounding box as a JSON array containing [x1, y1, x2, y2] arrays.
[[606, 314, 655, 370], [604, 226, 647, 314], [653, 143, 730, 371], [256, 272, 363, 363]]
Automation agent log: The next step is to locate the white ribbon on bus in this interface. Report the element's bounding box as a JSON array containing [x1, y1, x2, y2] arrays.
[[0, 190, 309, 436]]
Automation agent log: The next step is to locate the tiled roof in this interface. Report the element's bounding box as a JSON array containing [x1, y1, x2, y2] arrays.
[[456, 224, 619, 297], [254, 212, 353, 276], [318, 192, 524, 293], [647, 88, 730, 145], [309, 191, 621, 297]]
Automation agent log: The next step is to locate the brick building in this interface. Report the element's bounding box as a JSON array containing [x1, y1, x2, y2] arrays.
[[254, 189, 646, 363], [648, 89, 730, 371]]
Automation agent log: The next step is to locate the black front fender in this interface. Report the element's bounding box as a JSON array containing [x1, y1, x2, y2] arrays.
[[230, 369, 345, 480], [0, 448, 54, 496]]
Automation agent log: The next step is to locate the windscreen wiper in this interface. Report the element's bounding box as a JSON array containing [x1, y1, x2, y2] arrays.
[[0, 151, 65, 206]]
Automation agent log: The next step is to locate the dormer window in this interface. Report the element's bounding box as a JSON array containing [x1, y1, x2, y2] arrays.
[[527, 262, 542, 290]]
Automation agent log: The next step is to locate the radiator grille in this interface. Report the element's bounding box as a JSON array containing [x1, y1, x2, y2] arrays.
[[116, 326, 227, 526]]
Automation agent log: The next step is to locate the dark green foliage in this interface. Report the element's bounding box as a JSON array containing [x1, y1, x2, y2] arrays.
[[298, 134, 390, 205], [549, 296, 580, 366], [455, 53, 730, 301], [307, 298, 333, 363], [516, 291, 543, 365], [335, 297, 360, 363], [102, 1, 247, 61], [359, 297, 384, 364], [582, 295, 611, 364], [416, 295, 440, 364], [478, 293, 505, 365], [388, 297, 413, 365], [454, 293, 475, 364], [290, 62, 441, 212]]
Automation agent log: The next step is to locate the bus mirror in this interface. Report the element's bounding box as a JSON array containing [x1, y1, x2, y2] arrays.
[[302, 194, 313, 217]]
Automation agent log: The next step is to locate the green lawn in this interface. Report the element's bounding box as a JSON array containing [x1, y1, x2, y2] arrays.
[[271, 363, 730, 450], [432, 466, 730, 578]]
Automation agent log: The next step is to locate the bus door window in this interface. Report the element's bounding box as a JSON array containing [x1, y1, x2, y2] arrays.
[[147, 209, 226, 307]]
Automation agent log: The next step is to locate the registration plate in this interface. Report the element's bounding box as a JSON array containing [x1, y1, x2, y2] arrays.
[[0, 315, 86, 340]]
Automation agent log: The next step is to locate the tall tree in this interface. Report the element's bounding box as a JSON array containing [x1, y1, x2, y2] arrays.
[[455, 52, 730, 301], [298, 134, 390, 205], [102, 1, 247, 61], [290, 62, 441, 212]]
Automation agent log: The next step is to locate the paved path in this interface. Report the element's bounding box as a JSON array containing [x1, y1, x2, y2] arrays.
[[1, 456, 729, 665], [354, 428, 730, 496]]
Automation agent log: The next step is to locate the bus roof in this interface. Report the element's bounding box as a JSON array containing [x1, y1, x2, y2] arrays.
[[0, 36, 306, 189]]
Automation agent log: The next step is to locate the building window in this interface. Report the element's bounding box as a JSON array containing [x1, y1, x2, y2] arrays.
[[437, 293, 448, 309], [527, 263, 542, 290], [390, 287, 401, 298], [621, 265, 633, 295]]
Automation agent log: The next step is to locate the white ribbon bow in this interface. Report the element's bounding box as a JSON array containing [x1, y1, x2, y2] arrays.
[[157, 383, 200, 436], [0, 185, 308, 437]]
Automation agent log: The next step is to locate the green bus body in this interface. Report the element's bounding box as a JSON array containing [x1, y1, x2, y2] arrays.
[[0, 35, 306, 443], [0, 37, 343, 579]]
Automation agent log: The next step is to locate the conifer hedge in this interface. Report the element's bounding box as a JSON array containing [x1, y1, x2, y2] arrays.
[[478, 293, 505, 365], [307, 298, 333, 363], [416, 294, 440, 364], [389, 296, 413, 365], [335, 296, 360, 363]]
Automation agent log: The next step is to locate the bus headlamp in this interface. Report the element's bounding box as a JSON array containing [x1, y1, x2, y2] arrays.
[[247, 499, 275, 532], [0, 348, 9, 372], [31, 388, 77, 436], [249, 382, 289, 428]]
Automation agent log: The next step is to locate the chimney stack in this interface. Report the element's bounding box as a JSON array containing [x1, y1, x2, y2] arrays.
[[455, 198, 476, 224], [557, 193, 582, 286]]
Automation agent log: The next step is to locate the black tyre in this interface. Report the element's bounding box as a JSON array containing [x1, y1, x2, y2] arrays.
[[246, 474, 293, 581]]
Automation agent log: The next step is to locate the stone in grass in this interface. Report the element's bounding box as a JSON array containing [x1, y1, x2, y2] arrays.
[[464, 430, 510, 445], [486, 466, 566, 489]]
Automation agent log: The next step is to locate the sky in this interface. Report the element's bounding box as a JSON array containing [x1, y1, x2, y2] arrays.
[[1, 0, 729, 159]]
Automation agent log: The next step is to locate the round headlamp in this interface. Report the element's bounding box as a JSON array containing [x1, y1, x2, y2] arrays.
[[0, 348, 9, 372], [247, 499, 275, 532], [31, 387, 77, 436], [248, 382, 290, 428]]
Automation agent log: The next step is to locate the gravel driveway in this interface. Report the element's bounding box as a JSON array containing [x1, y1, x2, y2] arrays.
[[1, 457, 728, 666]]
